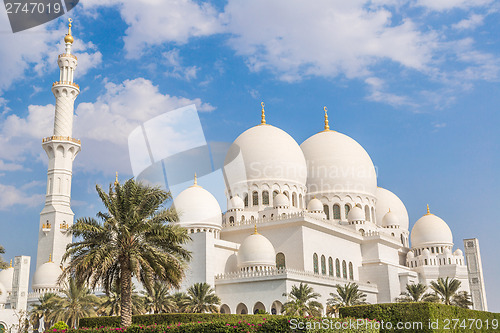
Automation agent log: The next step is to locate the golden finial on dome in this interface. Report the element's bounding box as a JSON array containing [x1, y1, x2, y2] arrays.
[[425, 204, 433, 216], [114, 172, 119, 186], [48, 254, 53, 263], [9, 259, 12, 268], [323, 106, 331, 131], [253, 224, 259, 235], [64, 18, 74, 44], [260, 102, 266, 125], [194, 173, 198, 185]]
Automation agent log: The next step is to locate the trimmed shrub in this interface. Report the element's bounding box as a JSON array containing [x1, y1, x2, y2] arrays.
[[339, 302, 500, 332], [50, 321, 69, 331]]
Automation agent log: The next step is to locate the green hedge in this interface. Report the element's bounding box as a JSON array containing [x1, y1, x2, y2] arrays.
[[76, 314, 379, 333], [79, 314, 266, 328], [339, 302, 500, 332]]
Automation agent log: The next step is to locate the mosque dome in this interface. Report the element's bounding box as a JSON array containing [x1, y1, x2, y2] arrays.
[[237, 228, 276, 269], [32, 260, 62, 291], [229, 195, 244, 210], [348, 205, 365, 222], [273, 193, 289, 208], [0, 282, 7, 304], [307, 198, 323, 212], [407, 251, 414, 259], [382, 210, 400, 228], [301, 129, 377, 199], [454, 249, 463, 256], [223, 123, 307, 193], [0, 264, 14, 292], [411, 206, 453, 248], [444, 247, 452, 255], [173, 177, 222, 229], [376, 187, 409, 230], [422, 248, 431, 256]]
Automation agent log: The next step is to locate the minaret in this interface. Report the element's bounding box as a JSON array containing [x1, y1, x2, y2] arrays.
[[35, 18, 80, 269]]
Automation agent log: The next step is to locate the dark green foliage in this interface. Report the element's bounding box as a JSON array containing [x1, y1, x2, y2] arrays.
[[339, 302, 500, 332]]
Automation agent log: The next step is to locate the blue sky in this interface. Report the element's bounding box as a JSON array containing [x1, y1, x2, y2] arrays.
[[0, 0, 499, 311]]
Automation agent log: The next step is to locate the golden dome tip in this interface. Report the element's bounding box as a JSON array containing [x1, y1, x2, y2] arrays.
[[260, 102, 266, 125], [64, 18, 74, 44]]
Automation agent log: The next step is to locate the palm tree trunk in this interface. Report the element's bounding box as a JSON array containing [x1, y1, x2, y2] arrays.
[[120, 262, 133, 327]]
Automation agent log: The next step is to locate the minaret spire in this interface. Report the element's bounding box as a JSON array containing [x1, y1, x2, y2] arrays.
[[36, 19, 81, 274]]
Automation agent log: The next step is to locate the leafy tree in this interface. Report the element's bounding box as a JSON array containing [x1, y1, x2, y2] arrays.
[[48, 277, 101, 328], [167, 292, 190, 313], [282, 282, 323, 316], [328, 282, 367, 307], [142, 281, 175, 314], [396, 283, 440, 303], [98, 282, 145, 316], [0, 245, 8, 270], [452, 291, 473, 308], [186, 282, 221, 313], [29, 293, 58, 331], [430, 277, 461, 305], [61, 178, 191, 327]]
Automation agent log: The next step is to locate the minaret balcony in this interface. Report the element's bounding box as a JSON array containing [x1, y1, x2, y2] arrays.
[[52, 81, 79, 89], [58, 53, 77, 60], [42, 136, 81, 145]]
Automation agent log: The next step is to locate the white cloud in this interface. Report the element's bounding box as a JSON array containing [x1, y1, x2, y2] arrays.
[[0, 15, 102, 93], [163, 49, 199, 81], [365, 77, 417, 107], [72, 78, 215, 174], [222, 0, 437, 82], [416, 0, 493, 11], [452, 14, 484, 30], [81, 0, 222, 58], [0, 183, 44, 210]]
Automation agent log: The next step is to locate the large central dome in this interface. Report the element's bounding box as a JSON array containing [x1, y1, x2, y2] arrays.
[[300, 130, 377, 198], [224, 124, 307, 193]]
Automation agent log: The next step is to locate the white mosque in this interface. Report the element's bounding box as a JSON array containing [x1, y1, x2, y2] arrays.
[[0, 19, 489, 332]]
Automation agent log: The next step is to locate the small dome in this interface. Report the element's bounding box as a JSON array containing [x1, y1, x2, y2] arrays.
[[173, 181, 222, 229], [274, 193, 289, 208], [407, 251, 414, 259], [348, 205, 365, 222], [0, 265, 14, 292], [237, 229, 276, 269], [411, 208, 453, 248], [444, 247, 452, 255], [32, 261, 62, 291], [454, 249, 463, 256], [422, 248, 430, 256], [229, 195, 244, 210], [307, 198, 323, 212], [382, 210, 400, 227], [376, 187, 409, 230], [0, 282, 7, 304]]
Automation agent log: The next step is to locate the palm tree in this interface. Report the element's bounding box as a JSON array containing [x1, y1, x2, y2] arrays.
[[168, 292, 190, 313], [186, 282, 221, 313], [29, 293, 58, 331], [98, 282, 145, 316], [327, 282, 367, 317], [0, 245, 8, 269], [142, 281, 175, 314], [452, 291, 473, 309], [61, 178, 191, 327], [396, 283, 440, 303], [430, 277, 461, 305], [282, 282, 323, 316], [48, 277, 101, 328]]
